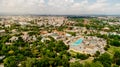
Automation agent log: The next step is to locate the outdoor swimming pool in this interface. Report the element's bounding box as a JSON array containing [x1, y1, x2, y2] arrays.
[[71, 38, 83, 46]]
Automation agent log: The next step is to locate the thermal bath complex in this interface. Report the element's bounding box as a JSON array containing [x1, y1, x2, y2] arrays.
[[67, 36, 107, 55]]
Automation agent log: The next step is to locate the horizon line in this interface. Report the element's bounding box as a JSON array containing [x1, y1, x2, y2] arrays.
[[0, 14, 120, 16]]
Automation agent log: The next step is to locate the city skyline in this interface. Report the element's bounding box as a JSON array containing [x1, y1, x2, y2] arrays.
[[0, 0, 120, 15]]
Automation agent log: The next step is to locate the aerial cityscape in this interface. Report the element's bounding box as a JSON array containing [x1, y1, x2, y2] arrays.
[[0, 0, 120, 67]]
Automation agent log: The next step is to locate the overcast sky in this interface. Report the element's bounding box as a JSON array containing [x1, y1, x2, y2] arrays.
[[0, 0, 120, 15]]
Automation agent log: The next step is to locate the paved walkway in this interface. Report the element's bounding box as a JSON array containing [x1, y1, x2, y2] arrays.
[[0, 64, 4, 67]]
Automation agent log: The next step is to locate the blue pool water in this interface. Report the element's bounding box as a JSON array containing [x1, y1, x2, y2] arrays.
[[72, 38, 83, 46]]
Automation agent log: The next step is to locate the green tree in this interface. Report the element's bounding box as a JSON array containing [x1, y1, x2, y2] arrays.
[[113, 51, 120, 65], [94, 51, 100, 57], [94, 53, 112, 67], [76, 53, 89, 60], [110, 40, 120, 47], [4, 56, 17, 67]]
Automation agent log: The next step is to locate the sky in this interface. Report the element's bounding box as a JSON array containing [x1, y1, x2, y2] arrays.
[[0, 0, 120, 15]]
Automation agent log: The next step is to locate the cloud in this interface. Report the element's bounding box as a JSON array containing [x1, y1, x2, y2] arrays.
[[0, 0, 46, 14], [96, 0, 107, 3], [87, 0, 108, 13], [0, 0, 120, 15], [115, 3, 120, 7]]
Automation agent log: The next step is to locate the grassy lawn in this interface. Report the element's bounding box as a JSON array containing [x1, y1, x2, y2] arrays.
[[79, 57, 94, 64], [69, 50, 93, 64], [107, 46, 120, 57]]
